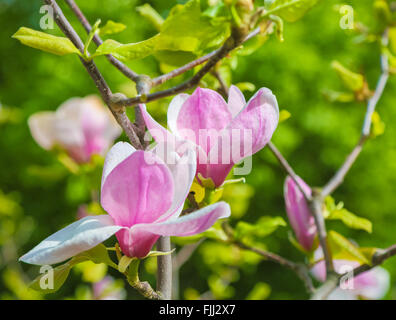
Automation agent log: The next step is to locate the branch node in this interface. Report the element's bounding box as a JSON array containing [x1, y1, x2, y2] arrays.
[[109, 93, 127, 112]]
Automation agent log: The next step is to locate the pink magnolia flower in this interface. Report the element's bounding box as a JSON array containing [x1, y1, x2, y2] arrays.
[[311, 250, 390, 300], [93, 276, 126, 300], [20, 142, 230, 264], [28, 95, 122, 163], [140, 86, 279, 187], [284, 176, 316, 251]]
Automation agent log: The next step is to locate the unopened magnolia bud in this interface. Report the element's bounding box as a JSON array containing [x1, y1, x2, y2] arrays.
[[109, 93, 127, 113]]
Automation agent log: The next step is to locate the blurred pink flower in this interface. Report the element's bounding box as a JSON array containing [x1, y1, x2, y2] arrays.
[[93, 276, 125, 300], [311, 249, 390, 300], [20, 142, 230, 264], [140, 86, 279, 187], [284, 176, 316, 251], [28, 95, 122, 163]]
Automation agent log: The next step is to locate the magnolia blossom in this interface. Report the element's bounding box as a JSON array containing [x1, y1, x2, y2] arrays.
[[20, 142, 230, 264], [284, 176, 317, 251], [311, 249, 390, 300], [28, 95, 122, 163], [140, 86, 279, 187], [93, 276, 126, 300]]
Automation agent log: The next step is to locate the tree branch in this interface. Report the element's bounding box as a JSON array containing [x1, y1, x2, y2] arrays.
[[151, 27, 260, 87], [114, 29, 259, 108], [156, 236, 173, 300], [267, 142, 312, 201], [311, 244, 396, 300], [64, 0, 139, 82], [321, 30, 389, 197], [44, 0, 142, 149], [222, 222, 314, 293]]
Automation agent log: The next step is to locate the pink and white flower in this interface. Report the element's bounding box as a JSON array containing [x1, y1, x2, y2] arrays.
[[284, 176, 317, 251], [311, 250, 390, 300], [28, 95, 122, 163], [140, 86, 279, 187], [19, 142, 230, 265]]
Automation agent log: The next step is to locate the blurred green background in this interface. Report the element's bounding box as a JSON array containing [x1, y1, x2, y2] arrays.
[[0, 0, 395, 300]]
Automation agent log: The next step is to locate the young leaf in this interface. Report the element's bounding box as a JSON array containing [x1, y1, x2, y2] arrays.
[[328, 230, 369, 264], [76, 244, 118, 269], [331, 60, 364, 92], [324, 196, 372, 233], [12, 27, 81, 56], [93, 36, 159, 61], [93, 0, 230, 63], [29, 255, 87, 293], [29, 263, 73, 294], [136, 4, 164, 31], [327, 208, 372, 233], [279, 110, 291, 122], [118, 255, 134, 273], [234, 216, 286, 242], [371, 111, 386, 138], [265, 0, 320, 22], [99, 20, 127, 37]]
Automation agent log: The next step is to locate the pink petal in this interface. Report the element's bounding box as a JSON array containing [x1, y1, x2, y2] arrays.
[[19, 215, 122, 265], [101, 150, 174, 227], [284, 176, 316, 251], [167, 93, 190, 136], [225, 87, 279, 159], [227, 85, 246, 117], [176, 87, 232, 153], [28, 112, 57, 150], [151, 146, 197, 222], [80, 96, 121, 158], [123, 202, 231, 258], [101, 141, 136, 189]]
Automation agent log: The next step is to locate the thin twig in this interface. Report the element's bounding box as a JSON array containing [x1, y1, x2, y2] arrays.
[[222, 222, 314, 293], [156, 236, 173, 300], [64, 0, 139, 81], [311, 30, 391, 299], [309, 192, 334, 274], [44, 0, 142, 149], [321, 30, 389, 197], [115, 30, 257, 108], [311, 244, 396, 300], [267, 141, 312, 201], [151, 27, 260, 87]]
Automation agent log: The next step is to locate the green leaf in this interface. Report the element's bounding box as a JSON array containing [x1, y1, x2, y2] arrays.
[[324, 196, 372, 233], [234, 216, 286, 243], [29, 244, 116, 293], [93, 37, 159, 61], [327, 208, 372, 233], [93, 0, 230, 62], [246, 282, 271, 300], [136, 4, 164, 31], [99, 20, 127, 37], [76, 244, 118, 269], [12, 27, 81, 56], [371, 111, 386, 138], [328, 230, 369, 264], [279, 110, 291, 122], [84, 19, 101, 58], [118, 256, 134, 273], [29, 255, 87, 293], [331, 60, 364, 92], [265, 0, 320, 22], [30, 263, 74, 294], [322, 89, 355, 103]]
